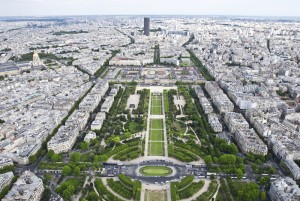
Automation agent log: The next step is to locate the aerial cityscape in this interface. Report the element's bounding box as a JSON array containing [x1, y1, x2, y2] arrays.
[[0, 1, 300, 201]]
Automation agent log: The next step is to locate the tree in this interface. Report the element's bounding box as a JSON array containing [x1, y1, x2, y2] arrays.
[[80, 141, 89, 151], [236, 156, 244, 165], [51, 154, 61, 162], [90, 139, 98, 146], [220, 154, 236, 165], [259, 176, 270, 187], [44, 173, 53, 182], [236, 169, 243, 179], [112, 136, 120, 145], [74, 166, 80, 176], [260, 191, 267, 201], [70, 152, 81, 163], [47, 150, 54, 158], [268, 167, 276, 174], [62, 166, 72, 176], [220, 143, 238, 154], [237, 182, 259, 201], [204, 155, 212, 164], [62, 189, 72, 200], [29, 155, 37, 163], [86, 191, 99, 201]]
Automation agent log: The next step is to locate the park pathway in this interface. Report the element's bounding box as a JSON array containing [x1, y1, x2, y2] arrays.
[[144, 90, 152, 157], [161, 91, 168, 157]]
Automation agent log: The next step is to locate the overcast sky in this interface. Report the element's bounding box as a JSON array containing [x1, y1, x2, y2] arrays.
[[0, 0, 299, 17]]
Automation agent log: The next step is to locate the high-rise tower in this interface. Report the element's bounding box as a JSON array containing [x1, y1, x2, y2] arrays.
[[144, 17, 150, 36]]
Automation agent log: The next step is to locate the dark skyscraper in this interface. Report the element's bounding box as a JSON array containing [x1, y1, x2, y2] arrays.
[[144, 17, 150, 36]]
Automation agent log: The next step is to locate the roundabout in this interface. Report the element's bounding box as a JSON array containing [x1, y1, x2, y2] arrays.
[[139, 166, 173, 177]]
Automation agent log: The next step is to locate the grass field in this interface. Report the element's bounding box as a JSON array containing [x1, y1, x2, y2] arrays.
[[149, 141, 164, 156], [151, 119, 163, 129], [150, 130, 163, 141], [151, 106, 162, 115], [140, 166, 173, 176], [146, 190, 167, 201], [151, 95, 162, 115], [148, 93, 165, 156]]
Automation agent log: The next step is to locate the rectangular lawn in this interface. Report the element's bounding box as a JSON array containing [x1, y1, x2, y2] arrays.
[[151, 106, 162, 115], [146, 190, 167, 201], [149, 141, 164, 156], [151, 119, 163, 129], [151, 95, 162, 115], [150, 130, 163, 141], [152, 98, 162, 107]]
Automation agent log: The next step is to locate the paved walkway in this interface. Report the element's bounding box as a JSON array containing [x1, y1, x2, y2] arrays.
[[161, 91, 168, 157], [91, 178, 100, 196], [212, 179, 221, 200], [144, 90, 152, 156], [189, 126, 201, 145], [141, 183, 146, 201]]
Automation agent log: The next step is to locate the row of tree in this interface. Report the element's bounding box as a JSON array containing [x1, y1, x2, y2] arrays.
[[187, 50, 215, 81], [132, 89, 150, 115]]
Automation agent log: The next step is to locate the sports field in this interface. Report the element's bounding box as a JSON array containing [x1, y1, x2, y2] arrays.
[[151, 94, 162, 115], [145, 190, 167, 201]]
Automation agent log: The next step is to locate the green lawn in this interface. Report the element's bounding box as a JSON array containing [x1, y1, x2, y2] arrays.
[[151, 106, 162, 115], [140, 166, 173, 176], [150, 130, 163, 141], [149, 141, 164, 156], [151, 95, 162, 115], [146, 190, 167, 201], [152, 97, 162, 107], [151, 119, 163, 129]]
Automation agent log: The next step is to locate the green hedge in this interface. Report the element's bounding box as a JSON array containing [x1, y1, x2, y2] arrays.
[[113, 146, 139, 160], [171, 182, 179, 201], [107, 179, 133, 199], [94, 178, 124, 201], [178, 175, 195, 189], [118, 174, 134, 189], [179, 180, 205, 199], [196, 180, 218, 201], [133, 180, 142, 201]]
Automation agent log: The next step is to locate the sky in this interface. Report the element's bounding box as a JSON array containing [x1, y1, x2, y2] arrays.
[[0, 0, 299, 17]]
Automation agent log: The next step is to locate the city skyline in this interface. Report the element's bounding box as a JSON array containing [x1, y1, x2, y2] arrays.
[[1, 1, 300, 200], [0, 0, 300, 17]]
